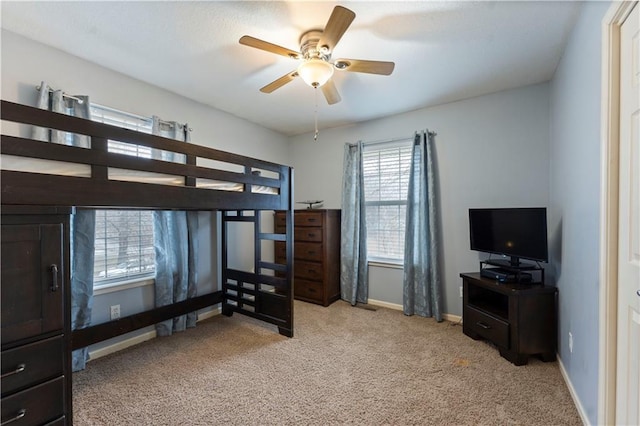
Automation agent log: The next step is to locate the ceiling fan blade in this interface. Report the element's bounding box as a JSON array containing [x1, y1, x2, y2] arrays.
[[334, 59, 395, 75], [260, 71, 298, 93], [321, 79, 341, 105], [317, 6, 356, 53], [239, 35, 301, 59]]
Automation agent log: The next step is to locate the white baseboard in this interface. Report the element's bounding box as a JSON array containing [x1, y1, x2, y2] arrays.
[[442, 313, 462, 323], [367, 298, 462, 323], [88, 330, 157, 361], [557, 354, 590, 425], [367, 298, 403, 311], [88, 308, 221, 362], [197, 307, 220, 322]]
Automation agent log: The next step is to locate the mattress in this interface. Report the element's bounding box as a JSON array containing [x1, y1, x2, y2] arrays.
[[0, 155, 278, 194]]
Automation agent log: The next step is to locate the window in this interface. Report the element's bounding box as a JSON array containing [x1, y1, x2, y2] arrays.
[[90, 105, 155, 286], [363, 141, 413, 263]]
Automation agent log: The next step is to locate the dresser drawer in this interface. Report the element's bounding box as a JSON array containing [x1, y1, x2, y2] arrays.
[[1, 335, 64, 397], [278, 241, 323, 261], [295, 260, 323, 281], [275, 213, 287, 228], [294, 279, 324, 301], [1, 376, 65, 426], [465, 305, 509, 349], [295, 212, 324, 227], [294, 227, 322, 242], [295, 242, 323, 261]]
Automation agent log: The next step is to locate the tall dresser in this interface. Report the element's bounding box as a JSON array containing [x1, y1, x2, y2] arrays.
[[275, 209, 341, 306], [1, 206, 73, 426]]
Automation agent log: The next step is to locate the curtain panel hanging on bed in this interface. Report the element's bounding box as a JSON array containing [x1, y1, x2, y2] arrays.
[[151, 118, 199, 336], [403, 130, 442, 321], [33, 82, 96, 371], [340, 142, 368, 305]]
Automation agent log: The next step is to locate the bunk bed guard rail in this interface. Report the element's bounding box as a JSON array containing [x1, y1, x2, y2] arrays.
[[1, 100, 295, 341], [0, 100, 291, 211]]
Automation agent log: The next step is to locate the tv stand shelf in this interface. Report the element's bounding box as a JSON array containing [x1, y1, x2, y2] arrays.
[[480, 259, 545, 284], [461, 272, 557, 366]]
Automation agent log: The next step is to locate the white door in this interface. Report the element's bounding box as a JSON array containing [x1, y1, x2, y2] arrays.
[[616, 3, 640, 424]]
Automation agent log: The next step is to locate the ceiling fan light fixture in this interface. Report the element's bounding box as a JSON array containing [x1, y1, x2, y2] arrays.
[[297, 58, 334, 88]]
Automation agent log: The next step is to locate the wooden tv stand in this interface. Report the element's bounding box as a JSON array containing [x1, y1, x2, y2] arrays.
[[461, 272, 557, 366]]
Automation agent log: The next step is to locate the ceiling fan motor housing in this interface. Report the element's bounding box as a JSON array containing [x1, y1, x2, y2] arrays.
[[299, 30, 331, 61]]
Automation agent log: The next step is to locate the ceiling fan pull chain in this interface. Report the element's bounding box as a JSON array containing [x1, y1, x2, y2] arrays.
[[314, 87, 319, 141]]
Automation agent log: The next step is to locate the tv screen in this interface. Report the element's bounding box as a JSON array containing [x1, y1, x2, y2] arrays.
[[469, 208, 548, 264]]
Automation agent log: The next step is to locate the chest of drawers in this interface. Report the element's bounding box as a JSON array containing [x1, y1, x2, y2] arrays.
[[1, 206, 72, 425], [275, 210, 341, 306]]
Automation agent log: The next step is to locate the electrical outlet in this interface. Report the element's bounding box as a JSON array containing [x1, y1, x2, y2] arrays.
[[110, 304, 121, 320], [459, 286, 464, 298], [568, 332, 573, 353]]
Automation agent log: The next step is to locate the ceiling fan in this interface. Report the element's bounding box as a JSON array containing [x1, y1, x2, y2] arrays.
[[239, 5, 395, 105]]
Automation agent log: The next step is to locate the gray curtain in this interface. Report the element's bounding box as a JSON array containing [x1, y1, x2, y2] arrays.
[[403, 130, 442, 321], [340, 142, 368, 305], [33, 82, 96, 371], [151, 117, 198, 336]]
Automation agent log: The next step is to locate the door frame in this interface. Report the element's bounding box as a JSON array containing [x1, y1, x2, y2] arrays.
[[599, 2, 637, 425]]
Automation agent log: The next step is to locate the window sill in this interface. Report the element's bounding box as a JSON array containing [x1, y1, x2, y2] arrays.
[[367, 260, 404, 270], [94, 276, 154, 296]]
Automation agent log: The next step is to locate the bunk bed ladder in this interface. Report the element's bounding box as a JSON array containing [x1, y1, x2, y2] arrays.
[[221, 209, 293, 337]]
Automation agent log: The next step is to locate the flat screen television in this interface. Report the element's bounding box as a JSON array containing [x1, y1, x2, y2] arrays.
[[469, 207, 548, 267]]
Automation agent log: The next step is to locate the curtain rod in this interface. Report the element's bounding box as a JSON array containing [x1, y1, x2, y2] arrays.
[[36, 84, 85, 104], [92, 102, 192, 131], [362, 135, 413, 147], [34, 89, 192, 132], [349, 130, 438, 148], [92, 103, 191, 131]]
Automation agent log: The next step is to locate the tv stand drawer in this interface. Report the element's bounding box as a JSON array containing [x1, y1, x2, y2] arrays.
[[464, 305, 509, 348]]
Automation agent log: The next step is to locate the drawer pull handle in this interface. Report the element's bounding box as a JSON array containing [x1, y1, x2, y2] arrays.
[[308, 269, 316, 274], [476, 322, 491, 330], [1, 363, 26, 379], [50, 264, 59, 292], [1, 409, 26, 425], [307, 233, 315, 237]]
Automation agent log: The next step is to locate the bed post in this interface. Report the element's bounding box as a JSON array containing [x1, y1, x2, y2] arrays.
[[278, 166, 294, 337]]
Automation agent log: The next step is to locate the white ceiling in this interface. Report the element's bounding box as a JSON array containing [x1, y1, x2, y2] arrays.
[[1, 1, 581, 136]]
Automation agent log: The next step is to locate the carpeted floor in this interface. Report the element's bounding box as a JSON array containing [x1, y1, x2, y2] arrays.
[[73, 300, 581, 425]]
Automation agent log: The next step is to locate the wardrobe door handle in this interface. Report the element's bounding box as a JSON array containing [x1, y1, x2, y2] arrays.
[[1, 409, 26, 425], [50, 264, 59, 292], [1, 363, 26, 379]]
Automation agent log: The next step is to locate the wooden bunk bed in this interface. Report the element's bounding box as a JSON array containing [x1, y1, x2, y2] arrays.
[[0, 100, 294, 425]]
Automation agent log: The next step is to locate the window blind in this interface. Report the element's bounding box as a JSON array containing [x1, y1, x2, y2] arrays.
[[363, 141, 412, 262], [91, 105, 155, 285]]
